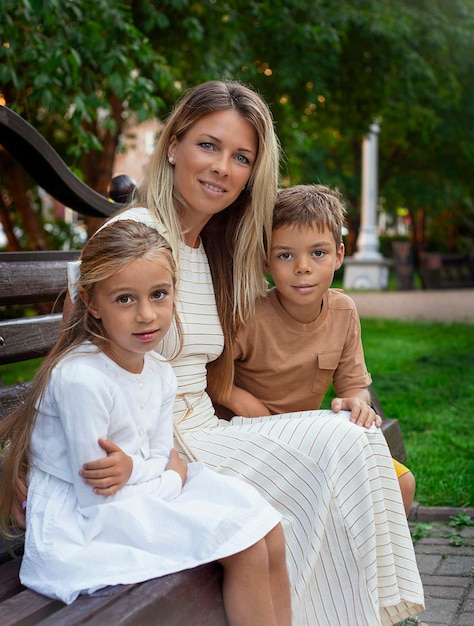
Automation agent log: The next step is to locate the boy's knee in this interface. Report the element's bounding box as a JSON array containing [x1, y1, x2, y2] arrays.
[[399, 471, 416, 515]]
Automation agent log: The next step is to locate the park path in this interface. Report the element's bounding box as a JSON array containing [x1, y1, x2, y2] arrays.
[[348, 288, 474, 324]]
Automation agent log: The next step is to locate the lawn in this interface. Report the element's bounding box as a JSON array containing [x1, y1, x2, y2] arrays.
[[2, 318, 474, 507], [323, 318, 474, 508]]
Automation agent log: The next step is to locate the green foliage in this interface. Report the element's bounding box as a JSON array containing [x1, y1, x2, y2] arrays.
[[449, 513, 474, 529], [410, 521, 432, 544], [444, 513, 474, 546], [0, 358, 43, 383], [1, 0, 473, 253], [0, 0, 173, 160]]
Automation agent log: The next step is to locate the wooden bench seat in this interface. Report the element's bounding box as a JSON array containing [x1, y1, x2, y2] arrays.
[[0, 557, 225, 626]]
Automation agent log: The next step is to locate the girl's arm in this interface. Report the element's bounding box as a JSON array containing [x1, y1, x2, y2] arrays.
[[79, 438, 133, 496], [79, 363, 184, 499]]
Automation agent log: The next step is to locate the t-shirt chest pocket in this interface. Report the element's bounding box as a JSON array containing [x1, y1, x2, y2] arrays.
[[312, 351, 342, 394]]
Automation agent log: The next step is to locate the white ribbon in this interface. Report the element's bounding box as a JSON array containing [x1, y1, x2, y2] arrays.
[[67, 260, 82, 303]]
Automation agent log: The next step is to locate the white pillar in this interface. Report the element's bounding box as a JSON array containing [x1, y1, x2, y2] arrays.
[[343, 120, 391, 290], [354, 120, 382, 260]]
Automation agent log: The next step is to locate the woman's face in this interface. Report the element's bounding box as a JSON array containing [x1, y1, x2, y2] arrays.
[[168, 109, 258, 227]]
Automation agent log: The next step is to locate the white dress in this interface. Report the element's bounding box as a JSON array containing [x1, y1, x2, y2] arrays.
[[91, 209, 426, 625], [21, 344, 281, 604]]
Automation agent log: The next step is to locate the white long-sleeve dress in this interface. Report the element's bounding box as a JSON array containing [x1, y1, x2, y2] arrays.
[[21, 344, 281, 604], [89, 208, 425, 625]]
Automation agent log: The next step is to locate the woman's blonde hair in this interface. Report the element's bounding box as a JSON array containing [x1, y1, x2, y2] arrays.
[[0, 221, 181, 539], [136, 79, 280, 398]]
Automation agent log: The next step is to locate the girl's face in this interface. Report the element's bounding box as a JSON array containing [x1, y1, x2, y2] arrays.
[[168, 109, 258, 231], [85, 255, 175, 373]]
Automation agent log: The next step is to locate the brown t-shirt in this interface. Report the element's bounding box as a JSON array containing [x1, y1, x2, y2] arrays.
[[233, 288, 372, 414]]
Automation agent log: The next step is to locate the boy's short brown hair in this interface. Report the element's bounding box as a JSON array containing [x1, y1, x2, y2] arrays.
[[273, 184, 347, 246]]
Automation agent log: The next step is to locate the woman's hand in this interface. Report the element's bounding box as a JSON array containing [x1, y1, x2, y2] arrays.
[[79, 438, 133, 495]]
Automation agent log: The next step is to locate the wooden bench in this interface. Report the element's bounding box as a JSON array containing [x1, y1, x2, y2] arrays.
[[419, 251, 474, 289], [0, 104, 406, 625], [0, 105, 228, 625]]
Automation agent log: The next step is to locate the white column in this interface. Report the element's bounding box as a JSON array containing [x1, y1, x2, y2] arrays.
[[354, 120, 382, 260], [343, 120, 391, 290]]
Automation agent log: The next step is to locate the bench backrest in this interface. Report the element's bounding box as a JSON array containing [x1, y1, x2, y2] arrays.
[[0, 251, 80, 419], [0, 105, 116, 420]]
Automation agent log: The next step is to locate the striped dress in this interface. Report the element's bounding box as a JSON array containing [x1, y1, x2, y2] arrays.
[[103, 209, 425, 626]]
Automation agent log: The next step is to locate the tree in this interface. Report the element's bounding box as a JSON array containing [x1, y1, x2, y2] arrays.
[[1, 0, 473, 259], [0, 0, 175, 248], [132, 0, 474, 256]]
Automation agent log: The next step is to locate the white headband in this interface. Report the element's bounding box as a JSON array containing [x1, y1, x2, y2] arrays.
[[67, 260, 82, 303]]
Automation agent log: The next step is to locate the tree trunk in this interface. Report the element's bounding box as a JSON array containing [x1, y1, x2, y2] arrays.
[[82, 94, 124, 237], [0, 153, 49, 250], [0, 189, 21, 251]]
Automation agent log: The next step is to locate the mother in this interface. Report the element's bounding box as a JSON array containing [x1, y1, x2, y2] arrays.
[[73, 80, 424, 624]]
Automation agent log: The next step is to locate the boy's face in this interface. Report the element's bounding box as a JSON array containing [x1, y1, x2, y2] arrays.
[[267, 223, 344, 323]]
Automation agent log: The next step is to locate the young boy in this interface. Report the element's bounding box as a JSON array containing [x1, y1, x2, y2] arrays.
[[212, 184, 416, 517]]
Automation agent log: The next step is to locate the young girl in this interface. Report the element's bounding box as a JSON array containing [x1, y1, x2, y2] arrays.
[[0, 220, 291, 625]]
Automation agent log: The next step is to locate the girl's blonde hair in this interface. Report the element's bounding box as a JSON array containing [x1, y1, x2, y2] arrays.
[[136, 79, 280, 398], [0, 221, 181, 539]]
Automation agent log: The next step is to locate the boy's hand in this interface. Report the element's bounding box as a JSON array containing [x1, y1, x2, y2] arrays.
[[332, 396, 382, 429], [79, 438, 132, 495], [166, 448, 188, 486]]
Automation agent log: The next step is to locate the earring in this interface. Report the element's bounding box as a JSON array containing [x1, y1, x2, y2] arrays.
[[168, 156, 174, 164]]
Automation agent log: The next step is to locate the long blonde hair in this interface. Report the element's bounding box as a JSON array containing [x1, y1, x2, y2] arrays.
[[0, 221, 181, 539], [137, 80, 280, 398]]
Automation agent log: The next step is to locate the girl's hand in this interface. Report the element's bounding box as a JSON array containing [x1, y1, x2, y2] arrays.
[[166, 448, 188, 486], [79, 438, 132, 495]]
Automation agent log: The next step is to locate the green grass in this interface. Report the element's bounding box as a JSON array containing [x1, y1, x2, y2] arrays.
[[3, 319, 474, 508], [323, 319, 474, 508], [0, 358, 43, 386]]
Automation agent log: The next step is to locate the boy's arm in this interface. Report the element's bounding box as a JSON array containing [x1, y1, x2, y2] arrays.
[[331, 387, 382, 429], [220, 385, 272, 418]]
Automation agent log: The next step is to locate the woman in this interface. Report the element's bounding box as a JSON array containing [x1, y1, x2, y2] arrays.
[[20, 80, 424, 625]]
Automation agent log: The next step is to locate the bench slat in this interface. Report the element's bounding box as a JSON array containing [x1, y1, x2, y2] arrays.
[[32, 565, 227, 626], [0, 384, 31, 420], [0, 315, 62, 365], [1, 587, 64, 626], [0, 261, 72, 305], [0, 560, 23, 602]]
